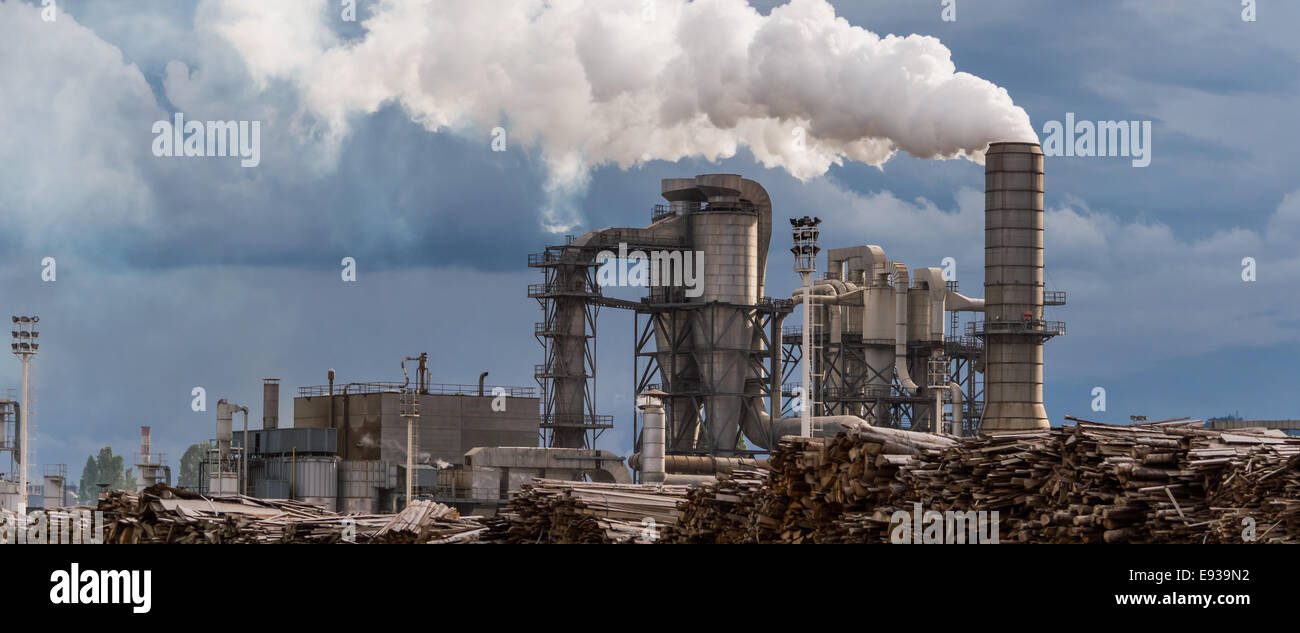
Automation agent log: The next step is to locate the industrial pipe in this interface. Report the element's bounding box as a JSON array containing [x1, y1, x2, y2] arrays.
[[478, 372, 489, 397], [237, 404, 249, 496], [948, 383, 964, 435], [627, 454, 762, 474], [893, 264, 919, 393], [327, 369, 336, 442]]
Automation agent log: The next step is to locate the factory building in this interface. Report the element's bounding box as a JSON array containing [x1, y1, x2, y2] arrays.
[[198, 357, 632, 515], [189, 140, 1064, 507]]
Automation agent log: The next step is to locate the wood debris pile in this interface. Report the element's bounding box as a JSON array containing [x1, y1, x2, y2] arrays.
[[662, 468, 768, 544], [371, 500, 489, 544], [98, 485, 486, 544], [488, 479, 691, 543], [665, 420, 1300, 544], [1206, 444, 1300, 543]]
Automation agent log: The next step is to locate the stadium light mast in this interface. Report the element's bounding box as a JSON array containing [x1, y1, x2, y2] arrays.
[[10, 315, 38, 515], [790, 218, 820, 437]]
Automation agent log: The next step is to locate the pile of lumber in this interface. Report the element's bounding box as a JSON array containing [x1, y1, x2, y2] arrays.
[[490, 479, 691, 543], [370, 500, 489, 544], [98, 484, 486, 544], [663, 468, 768, 543], [1018, 420, 1299, 543], [665, 420, 1300, 544], [1206, 441, 1300, 543], [99, 485, 342, 544]]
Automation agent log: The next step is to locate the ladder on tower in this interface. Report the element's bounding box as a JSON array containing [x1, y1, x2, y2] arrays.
[[808, 303, 824, 434]]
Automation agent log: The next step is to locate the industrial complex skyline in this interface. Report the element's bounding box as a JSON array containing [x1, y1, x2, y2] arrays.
[[2, 0, 1299, 481]]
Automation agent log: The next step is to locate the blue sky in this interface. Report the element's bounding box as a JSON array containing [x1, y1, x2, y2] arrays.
[[2, 0, 1298, 480]]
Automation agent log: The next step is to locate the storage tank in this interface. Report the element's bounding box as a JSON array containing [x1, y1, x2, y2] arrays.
[[216, 400, 233, 459], [339, 460, 383, 514], [686, 174, 759, 454], [293, 456, 337, 511]]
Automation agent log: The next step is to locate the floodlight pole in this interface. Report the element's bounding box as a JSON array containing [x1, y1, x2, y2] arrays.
[[791, 219, 819, 438], [10, 316, 37, 516], [18, 353, 29, 515]]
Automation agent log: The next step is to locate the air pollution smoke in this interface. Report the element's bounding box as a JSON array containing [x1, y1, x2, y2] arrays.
[[211, 0, 1036, 230]]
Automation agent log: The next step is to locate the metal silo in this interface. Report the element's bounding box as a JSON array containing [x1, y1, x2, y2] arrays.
[[688, 174, 759, 454]]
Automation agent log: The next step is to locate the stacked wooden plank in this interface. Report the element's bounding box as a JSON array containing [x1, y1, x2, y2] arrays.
[[663, 468, 768, 543], [97, 484, 483, 544], [370, 500, 489, 544], [662, 420, 1300, 544], [1206, 439, 1300, 543], [750, 436, 825, 543], [490, 479, 691, 543]]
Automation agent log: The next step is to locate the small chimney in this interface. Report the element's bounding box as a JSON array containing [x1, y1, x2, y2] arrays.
[[263, 378, 280, 430]]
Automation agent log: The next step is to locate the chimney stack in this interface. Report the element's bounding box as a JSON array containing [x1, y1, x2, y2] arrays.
[[980, 142, 1063, 431], [263, 378, 280, 430]]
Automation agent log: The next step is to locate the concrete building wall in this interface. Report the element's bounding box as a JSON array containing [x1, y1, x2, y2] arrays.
[[293, 392, 539, 468]]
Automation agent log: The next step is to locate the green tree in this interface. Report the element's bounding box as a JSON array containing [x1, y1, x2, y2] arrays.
[[77, 456, 98, 504], [76, 447, 134, 503], [178, 443, 207, 489]]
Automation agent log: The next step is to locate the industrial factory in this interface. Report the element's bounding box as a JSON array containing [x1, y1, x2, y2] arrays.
[[4, 140, 1298, 551], [145, 141, 1066, 512], [0, 141, 1067, 517]]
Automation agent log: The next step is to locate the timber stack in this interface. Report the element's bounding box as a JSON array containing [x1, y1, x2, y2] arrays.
[[663, 467, 768, 543], [97, 484, 481, 544], [665, 420, 1300, 544], [489, 479, 691, 544]]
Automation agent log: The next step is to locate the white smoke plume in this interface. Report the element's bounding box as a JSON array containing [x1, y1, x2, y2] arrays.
[[209, 0, 1036, 230]]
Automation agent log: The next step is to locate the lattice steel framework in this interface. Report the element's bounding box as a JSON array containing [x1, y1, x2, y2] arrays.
[[633, 298, 792, 457]]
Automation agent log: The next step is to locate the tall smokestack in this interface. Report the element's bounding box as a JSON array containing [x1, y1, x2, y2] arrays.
[[981, 142, 1061, 431], [140, 426, 151, 462], [263, 378, 279, 430]]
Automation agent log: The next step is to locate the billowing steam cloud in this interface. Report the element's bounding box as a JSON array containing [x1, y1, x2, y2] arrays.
[[211, 0, 1036, 230]]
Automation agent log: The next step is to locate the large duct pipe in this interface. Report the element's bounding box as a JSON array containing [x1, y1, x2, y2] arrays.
[[982, 142, 1050, 431], [892, 264, 919, 393], [948, 383, 964, 435], [626, 454, 762, 474], [238, 404, 250, 495], [741, 410, 955, 453]]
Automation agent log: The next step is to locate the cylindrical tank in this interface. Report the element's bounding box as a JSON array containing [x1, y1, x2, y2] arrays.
[[338, 460, 383, 514], [216, 400, 233, 459], [639, 398, 665, 483], [982, 142, 1049, 431], [294, 456, 337, 511], [907, 283, 932, 343], [688, 174, 759, 455]]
